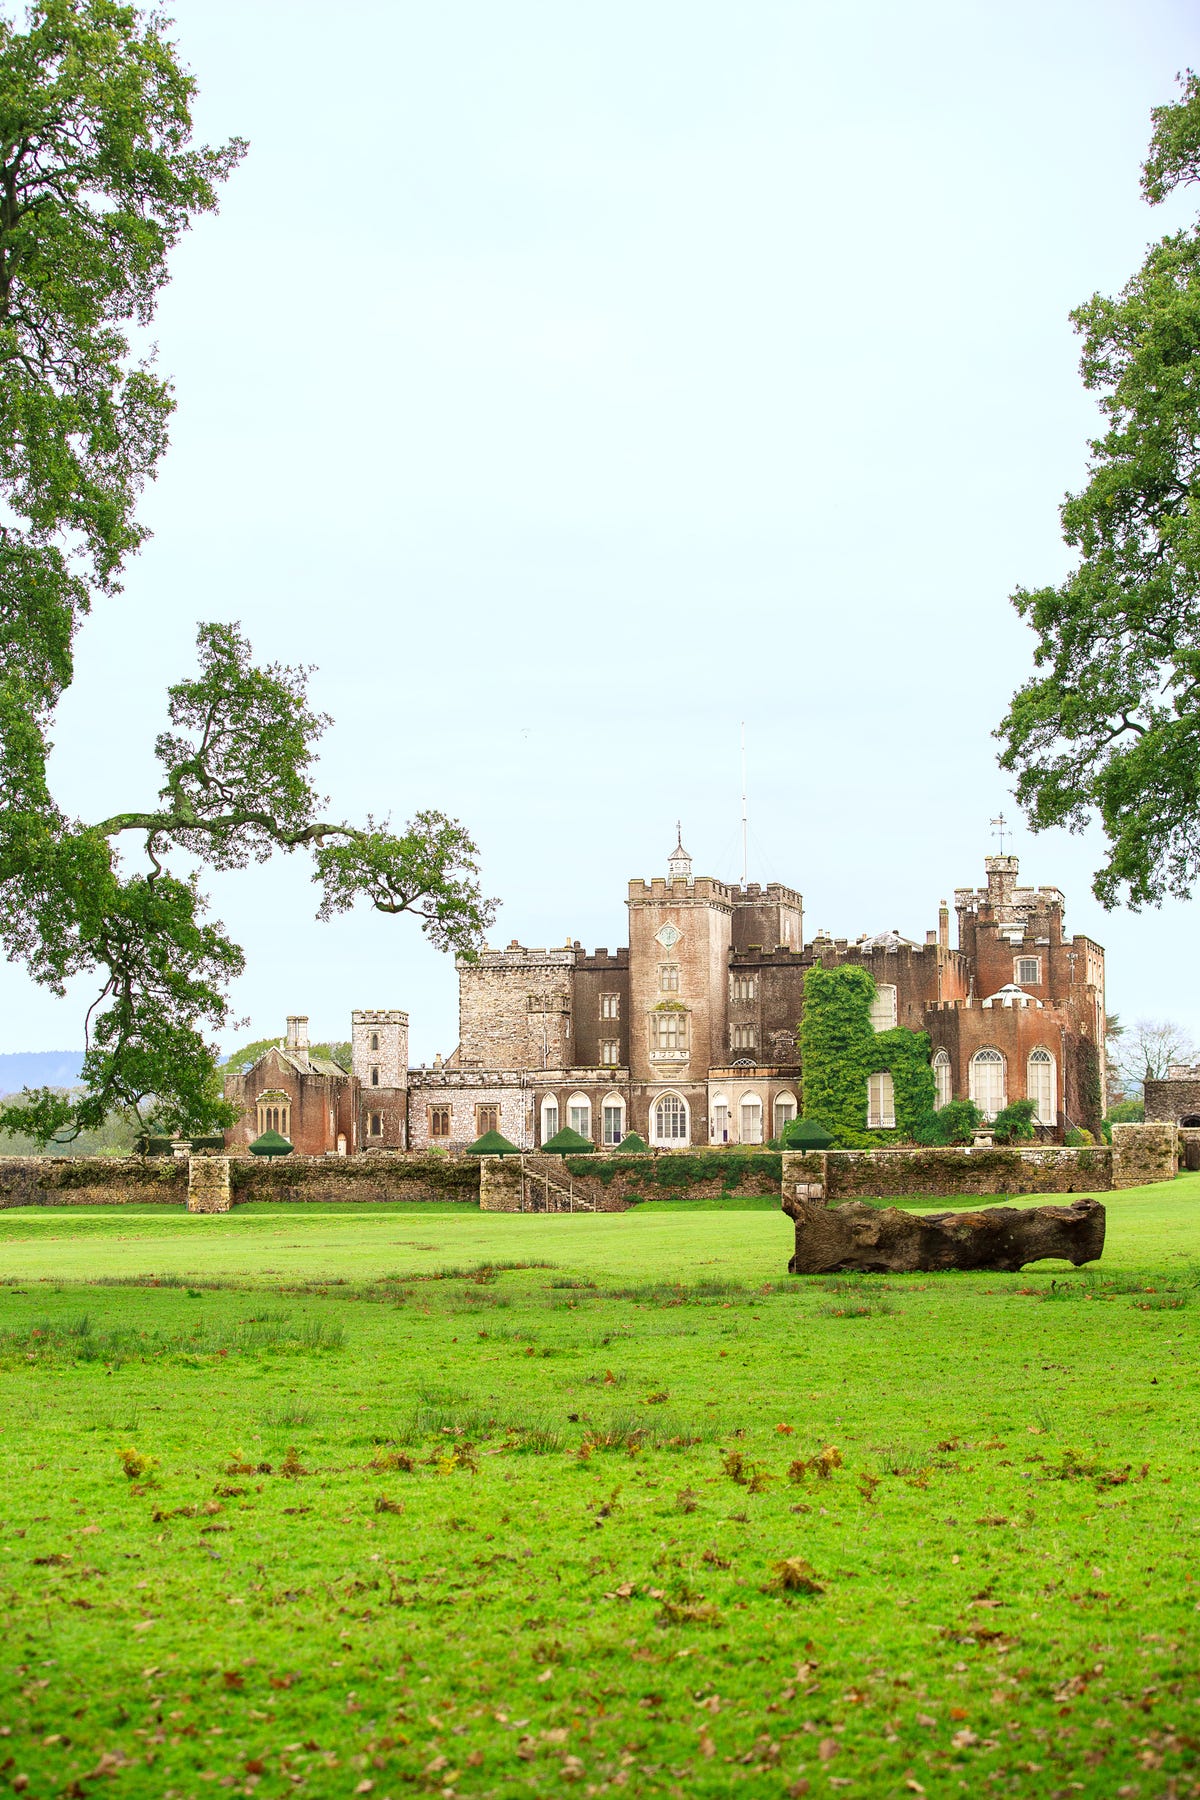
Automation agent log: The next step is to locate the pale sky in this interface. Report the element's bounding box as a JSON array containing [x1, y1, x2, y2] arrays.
[[3, 0, 1198, 1063]]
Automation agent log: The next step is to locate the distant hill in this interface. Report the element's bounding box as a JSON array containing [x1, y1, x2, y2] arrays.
[[0, 1051, 85, 1094]]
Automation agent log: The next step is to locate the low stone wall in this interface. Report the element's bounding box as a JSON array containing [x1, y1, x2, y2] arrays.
[[1111, 1122, 1178, 1189], [0, 1155, 188, 1208], [782, 1145, 1114, 1202], [480, 1154, 634, 1213], [229, 1152, 480, 1204]]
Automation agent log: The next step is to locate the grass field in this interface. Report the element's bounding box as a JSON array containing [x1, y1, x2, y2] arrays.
[[0, 1177, 1197, 1799]]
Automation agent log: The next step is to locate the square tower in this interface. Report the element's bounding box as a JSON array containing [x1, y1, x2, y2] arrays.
[[352, 1009, 409, 1149]]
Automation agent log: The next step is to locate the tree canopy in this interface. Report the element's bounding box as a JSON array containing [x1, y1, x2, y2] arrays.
[[998, 73, 1200, 909], [0, 4, 494, 1147]]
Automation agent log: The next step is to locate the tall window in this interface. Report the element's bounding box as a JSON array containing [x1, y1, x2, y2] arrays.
[[256, 1094, 291, 1138], [601, 1099, 625, 1146], [773, 1093, 797, 1137], [731, 1025, 757, 1052], [932, 1049, 952, 1111], [1027, 1048, 1056, 1124], [370, 1112, 382, 1137], [730, 976, 756, 1002], [371, 1066, 380, 1087], [429, 1106, 451, 1141], [476, 1104, 499, 1136], [567, 1095, 592, 1140], [540, 1097, 559, 1143], [1016, 957, 1041, 987], [870, 984, 898, 1031], [867, 1070, 896, 1128], [659, 964, 680, 993], [739, 1094, 763, 1144], [651, 1012, 688, 1053], [652, 1093, 689, 1143], [600, 993, 620, 1020], [969, 1048, 1006, 1120], [600, 1039, 621, 1066], [370, 1031, 379, 1051], [711, 1096, 730, 1143]]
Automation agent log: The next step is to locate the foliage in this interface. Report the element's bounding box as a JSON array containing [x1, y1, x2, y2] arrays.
[[997, 72, 1200, 907], [780, 1117, 834, 1151], [913, 1099, 983, 1146], [799, 965, 936, 1144], [1065, 1126, 1096, 1146], [0, 1192, 1196, 1794], [570, 1151, 782, 1192], [0, 1085, 140, 1155], [991, 1099, 1039, 1145], [222, 1036, 351, 1074], [248, 1128, 293, 1157], [613, 1132, 649, 1153], [0, 9, 495, 1147], [1107, 1098, 1146, 1124]]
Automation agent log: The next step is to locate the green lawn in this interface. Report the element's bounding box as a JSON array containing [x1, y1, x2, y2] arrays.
[[0, 1178, 1197, 1798]]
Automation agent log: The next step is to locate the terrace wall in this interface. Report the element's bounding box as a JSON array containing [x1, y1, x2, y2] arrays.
[[0, 1155, 188, 1208]]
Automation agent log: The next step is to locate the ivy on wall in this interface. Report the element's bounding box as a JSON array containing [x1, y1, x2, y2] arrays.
[[799, 964, 936, 1146]]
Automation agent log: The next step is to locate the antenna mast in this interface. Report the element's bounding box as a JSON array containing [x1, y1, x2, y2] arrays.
[[740, 722, 748, 885]]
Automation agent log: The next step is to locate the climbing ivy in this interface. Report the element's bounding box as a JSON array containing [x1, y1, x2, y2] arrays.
[[799, 965, 936, 1145]]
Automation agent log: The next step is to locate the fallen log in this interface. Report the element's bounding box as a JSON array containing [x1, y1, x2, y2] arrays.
[[783, 1190, 1105, 1274]]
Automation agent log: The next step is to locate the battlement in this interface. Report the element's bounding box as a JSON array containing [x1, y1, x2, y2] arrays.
[[351, 1009, 409, 1025], [628, 875, 734, 906], [730, 944, 808, 965], [576, 947, 629, 969], [728, 881, 803, 908], [458, 944, 577, 971]]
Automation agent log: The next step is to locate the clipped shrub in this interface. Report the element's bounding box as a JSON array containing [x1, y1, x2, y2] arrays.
[[463, 1129, 521, 1156], [540, 1126, 595, 1153], [614, 1132, 649, 1153], [248, 1128, 293, 1158], [781, 1117, 835, 1152]]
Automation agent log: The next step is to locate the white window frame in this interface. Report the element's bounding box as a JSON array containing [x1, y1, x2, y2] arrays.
[[932, 1048, 952, 1112], [567, 1093, 592, 1140], [659, 964, 681, 993], [600, 992, 620, 1020], [651, 1011, 688, 1053], [869, 984, 898, 1032], [651, 1092, 690, 1145], [600, 1039, 621, 1066], [739, 1092, 763, 1145], [1027, 1047, 1056, 1125], [730, 976, 757, 1002], [773, 1093, 797, 1137], [731, 1024, 757, 1052], [1015, 956, 1041, 987], [867, 1069, 896, 1129], [540, 1096, 559, 1144], [601, 1096, 625, 1146], [969, 1048, 1006, 1121], [710, 1093, 730, 1144]]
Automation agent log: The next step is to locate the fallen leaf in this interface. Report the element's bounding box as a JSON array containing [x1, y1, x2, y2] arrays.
[[818, 1738, 839, 1763]]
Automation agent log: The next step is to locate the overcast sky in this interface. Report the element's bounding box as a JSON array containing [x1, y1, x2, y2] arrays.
[[2, 0, 1198, 1063]]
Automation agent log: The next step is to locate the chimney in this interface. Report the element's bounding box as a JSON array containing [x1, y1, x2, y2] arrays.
[[938, 901, 949, 949], [286, 1015, 310, 1058], [925, 930, 936, 945]]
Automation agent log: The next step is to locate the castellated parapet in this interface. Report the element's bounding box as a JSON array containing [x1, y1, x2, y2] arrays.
[[456, 945, 576, 1071], [351, 1009, 409, 1091]]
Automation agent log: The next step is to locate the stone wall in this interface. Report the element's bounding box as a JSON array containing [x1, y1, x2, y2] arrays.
[[187, 1155, 231, 1214], [0, 1155, 188, 1208], [406, 1074, 530, 1153], [1111, 1122, 1178, 1190], [229, 1152, 480, 1204], [1144, 1077, 1200, 1125], [781, 1145, 1114, 1202]]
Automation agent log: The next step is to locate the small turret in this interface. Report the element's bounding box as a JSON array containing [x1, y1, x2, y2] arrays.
[[667, 823, 693, 884]]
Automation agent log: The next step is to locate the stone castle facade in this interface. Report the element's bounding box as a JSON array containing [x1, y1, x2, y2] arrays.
[[224, 836, 1107, 1154]]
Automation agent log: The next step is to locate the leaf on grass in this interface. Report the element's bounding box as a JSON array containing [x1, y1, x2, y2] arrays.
[[767, 1558, 824, 1596], [818, 1737, 839, 1762]]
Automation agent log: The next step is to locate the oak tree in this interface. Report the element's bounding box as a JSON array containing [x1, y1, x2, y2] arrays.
[[998, 73, 1200, 908], [0, 3, 494, 1145]]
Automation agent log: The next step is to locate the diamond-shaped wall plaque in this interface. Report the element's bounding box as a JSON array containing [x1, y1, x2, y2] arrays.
[[655, 923, 681, 949]]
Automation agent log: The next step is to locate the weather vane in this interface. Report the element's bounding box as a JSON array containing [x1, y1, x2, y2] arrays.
[[990, 812, 1010, 854]]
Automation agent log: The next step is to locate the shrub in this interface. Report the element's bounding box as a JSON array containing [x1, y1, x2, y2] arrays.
[[540, 1127, 594, 1153], [1065, 1126, 1095, 1146], [463, 1130, 521, 1156], [991, 1098, 1038, 1144], [613, 1132, 649, 1153], [913, 1099, 982, 1146], [781, 1117, 834, 1152]]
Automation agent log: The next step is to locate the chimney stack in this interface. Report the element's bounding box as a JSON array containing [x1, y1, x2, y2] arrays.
[[938, 901, 949, 950], [286, 1015, 310, 1058]]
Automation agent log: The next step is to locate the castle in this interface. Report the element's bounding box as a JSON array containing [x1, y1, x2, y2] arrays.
[[223, 835, 1107, 1154]]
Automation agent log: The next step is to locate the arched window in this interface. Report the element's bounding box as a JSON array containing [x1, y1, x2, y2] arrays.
[[773, 1093, 797, 1138], [370, 1112, 382, 1137], [540, 1096, 559, 1143], [969, 1047, 1006, 1120], [870, 984, 897, 1031], [867, 1070, 895, 1128], [601, 1094, 625, 1146], [652, 1093, 689, 1145], [371, 1066, 380, 1087], [710, 1094, 730, 1144], [932, 1049, 952, 1111], [1027, 1047, 1056, 1125], [370, 1031, 379, 1052], [567, 1093, 592, 1140], [739, 1093, 763, 1144]]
